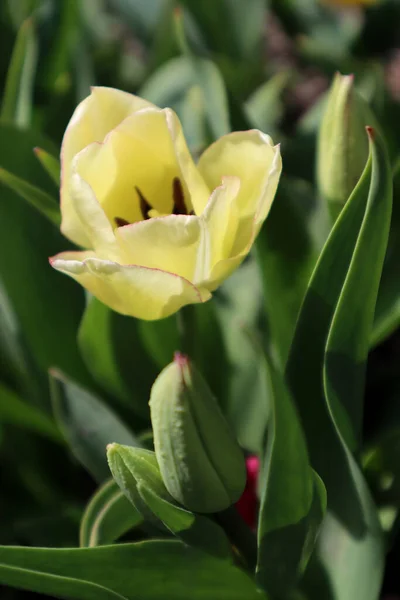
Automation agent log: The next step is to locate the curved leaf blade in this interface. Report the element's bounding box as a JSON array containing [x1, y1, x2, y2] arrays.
[[324, 127, 393, 444], [50, 370, 140, 482], [0, 382, 62, 443], [33, 147, 61, 186], [0, 541, 265, 600], [0, 167, 61, 226], [286, 129, 391, 600], [1, 18, 37, 127], [80, 479, 143, 548], [0, 564, 126, 600], [256, 355, 326, 597]]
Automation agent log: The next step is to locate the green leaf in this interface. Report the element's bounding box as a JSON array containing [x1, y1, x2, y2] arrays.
[[179, 0, 265, 62], [0, 167, 61, 226], [245, 71, 291, 136], [80, 479, 143, 548], [364, 429, 400, 507], [78, 297, 163, 417], [33, 147, 60, 186], [0, 123, 90, 387], [0, 541, 265, 600], [256, 177, 330, 366], [324, 129, 393, 445], [0, 382, 62, 443], [140, 55, 230, 150], [0, 278, 42, 397], [286, 128, 391, 599], [109, 0, 166, 40], [1, 17, 37, 127], [194, 58, 230, 140], [215, 257, 269, 453], [371, 157, 400, 346], [50, 370, 140, 482], [256, 355, 326, 597], [138, 485, 232, 560], [43, 0, 80, 93]]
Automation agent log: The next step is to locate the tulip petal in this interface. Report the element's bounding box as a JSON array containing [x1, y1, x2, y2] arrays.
[[50, 254, 211, 320], [198, 130, 281, 231], [74, 108, 202, 228], [68, 168, 121, 261], [197, 131, 281, 287], [165, 110, 210, 216], [201, 177, 241, 268], [115, 215, 205, 282], [61, 87, 155, 246]]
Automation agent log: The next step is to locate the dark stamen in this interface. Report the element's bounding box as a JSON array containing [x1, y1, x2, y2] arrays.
[[114, 217, 130, 227], [172, 177, 188, 215], [136, 186, 152, 220]]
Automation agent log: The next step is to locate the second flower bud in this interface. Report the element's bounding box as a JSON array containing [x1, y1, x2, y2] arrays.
[[150, 353, 246, 513]]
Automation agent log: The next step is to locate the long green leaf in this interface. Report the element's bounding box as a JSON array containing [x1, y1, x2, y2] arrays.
[[78, 297, 169, 417], [286, 128, 391, 600], [0, 541, 264, 599], [0, 167, 61, 226], [33, 147, 61, 186], [245, 71, 291, 136], [140, 54, 230, 150], [50, 370, 140, 482], [324, 128, 393, 443], [0, 278, 42, 398], [256, 355, 326, 597], [371, 157, 400, 346], [257, 177, 329, 366], [214, 257, 268, 453], [80, 479, 143, 548], [0, 124, 91, 388], [0, 382, 62, 443], [1, 18, 37, 127]]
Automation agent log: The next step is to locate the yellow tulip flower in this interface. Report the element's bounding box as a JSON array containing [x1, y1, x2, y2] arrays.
[[50, 87, 281, 320]]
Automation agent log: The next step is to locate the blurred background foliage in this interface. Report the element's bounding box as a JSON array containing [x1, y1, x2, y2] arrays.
[[0, 0, 399, 598]]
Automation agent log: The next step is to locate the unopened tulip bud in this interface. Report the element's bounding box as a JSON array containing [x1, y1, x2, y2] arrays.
[[317, 72, 374, 219], [107, 444, 174, 524], [149, 353, 246, 513]]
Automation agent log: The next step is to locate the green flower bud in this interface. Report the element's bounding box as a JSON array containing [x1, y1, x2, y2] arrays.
[[149, 353, 246, 513], [107, 443, 232, 558], [107, 444, 174, 525], [317, 72, 373, 219]]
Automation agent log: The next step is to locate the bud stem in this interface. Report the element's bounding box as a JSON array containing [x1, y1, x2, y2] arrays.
[[176, 304, 196, 356], [216, 505, 258, 572]]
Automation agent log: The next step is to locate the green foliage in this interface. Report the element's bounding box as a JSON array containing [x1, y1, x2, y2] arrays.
[[0, 1, 399, 599], [0, 542, 264, 599], [79, 479, 143, 548], [256, 354, 326, 597], [50, 370, 141, 482]]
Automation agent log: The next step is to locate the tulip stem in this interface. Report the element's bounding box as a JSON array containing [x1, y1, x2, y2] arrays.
[[216, 505, 258, 572], [177, 305, 196, 357]]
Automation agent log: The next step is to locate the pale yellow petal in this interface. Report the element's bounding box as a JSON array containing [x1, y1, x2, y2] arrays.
[[166, 110, 210, 215], [61, 87, 155, 246], [197, 131, 282, 289], [50, 255, 211, 320], [200, 176, 241, 270], [198, 130, 281, 228], [68, 167, 121, 261], [207, 255, 247, 291], [74, 108, 198, 227], [115, 214, 204, 281]]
